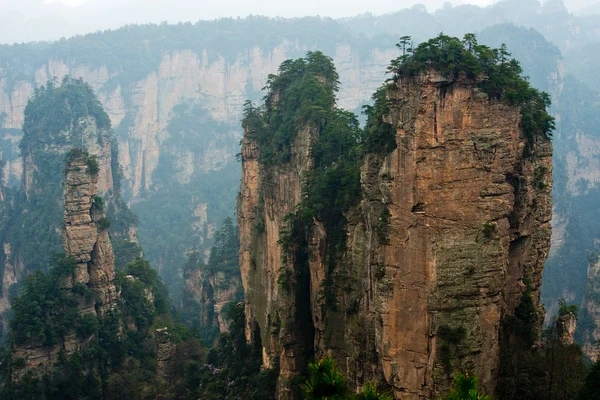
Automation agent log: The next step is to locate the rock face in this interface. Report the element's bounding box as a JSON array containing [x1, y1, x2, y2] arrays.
[[580, 255, 600, 361], [183, 268, 241, 337], [238, 72, 552, 399], [62, 154, 118, 315], [556, 312, 577, 346], [238, 123, 317, 386], [156, 327, 176, 378]]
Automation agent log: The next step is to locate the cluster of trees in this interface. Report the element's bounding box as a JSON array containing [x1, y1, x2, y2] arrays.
[[498, 299, 600, 400], [1, 255, 207, 400], [299, 357, 495, 400], [243, 50, 382, 316], [9, 255, 96, 346], [389, 33, 554, 142]]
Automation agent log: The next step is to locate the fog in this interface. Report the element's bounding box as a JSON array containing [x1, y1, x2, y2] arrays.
[[0, 0, 598, 44]]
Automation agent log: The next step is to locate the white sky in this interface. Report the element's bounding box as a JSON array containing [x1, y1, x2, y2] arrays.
[[41, 0, 599, 15]]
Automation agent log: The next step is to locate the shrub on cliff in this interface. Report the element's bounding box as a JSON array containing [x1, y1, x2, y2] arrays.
[[440, 372, 491, 400]]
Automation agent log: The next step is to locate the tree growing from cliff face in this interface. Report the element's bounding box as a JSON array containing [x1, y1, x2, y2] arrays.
[[301, 357, 348, 400], [207, 217, 239, 274]]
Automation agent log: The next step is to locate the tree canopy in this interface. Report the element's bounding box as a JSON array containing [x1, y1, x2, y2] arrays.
[[388, 33, 555, 140]]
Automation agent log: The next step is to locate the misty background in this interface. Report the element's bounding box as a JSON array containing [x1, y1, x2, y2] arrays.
[[1, 0, 600, 44]]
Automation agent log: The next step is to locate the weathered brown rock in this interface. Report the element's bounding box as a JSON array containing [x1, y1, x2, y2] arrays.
[[63, 156, 118, 314], [238, 123, 317, 394], [238, 72, 552, 399]]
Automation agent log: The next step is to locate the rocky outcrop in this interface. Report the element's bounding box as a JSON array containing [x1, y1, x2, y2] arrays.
[[62, 153, 118, 315], [12, 152, 119, 378], [156, 327, 175, 378], [580, 255, 600, 361], [556, 311, 577, 346], [238, 123, 317, 385], [238, 71, 552, 399], [0, 45, 394, 197], [0, 42, 396, 288], [183, 268, 241, 336], [0, 78, 138, 335]]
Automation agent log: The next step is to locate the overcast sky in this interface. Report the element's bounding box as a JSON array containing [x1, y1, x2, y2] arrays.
[[40, 0, 600, 15], [1, 0, 600, 44]]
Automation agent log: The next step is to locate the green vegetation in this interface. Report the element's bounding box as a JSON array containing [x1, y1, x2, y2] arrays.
[[9, 255, 96, 346], [362, 85, 397, 154], [302, 357, 348, 400], [180, 218, 242, 345], [3, 255, 208, 400], [196, 302, 278, 400], [506, 278, 538, 347], [96, 217, 111, 231], [243, 51, 340, 165], [440, 372, 492, 400], [389, 33, 555, 143], [243, 51, 397, 319], [481, 222, 497, 241], [300, 357, 392, 400], [558, 298, 579, 318], [498, 300, 588, 400], [206, 217, 239, 274]]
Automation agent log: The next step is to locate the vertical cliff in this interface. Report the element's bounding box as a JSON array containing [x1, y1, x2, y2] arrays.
[[238, 36, 553, 399], [62, 150, 118, 315], [354, 72, 551, 398]]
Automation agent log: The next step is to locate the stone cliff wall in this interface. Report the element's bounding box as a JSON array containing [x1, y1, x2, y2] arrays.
[[238, 73, 553, 399], [238, 124, 317, 392], [62, 155, 118, 315]]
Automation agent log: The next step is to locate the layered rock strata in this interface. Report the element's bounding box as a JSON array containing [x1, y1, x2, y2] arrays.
[[238, 72, 552, 399], [62, 154, 118, 315]]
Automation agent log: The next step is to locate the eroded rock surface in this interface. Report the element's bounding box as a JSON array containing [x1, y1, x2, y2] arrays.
[[238, 72, 552, 399], [63, 155, 118, 314]]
